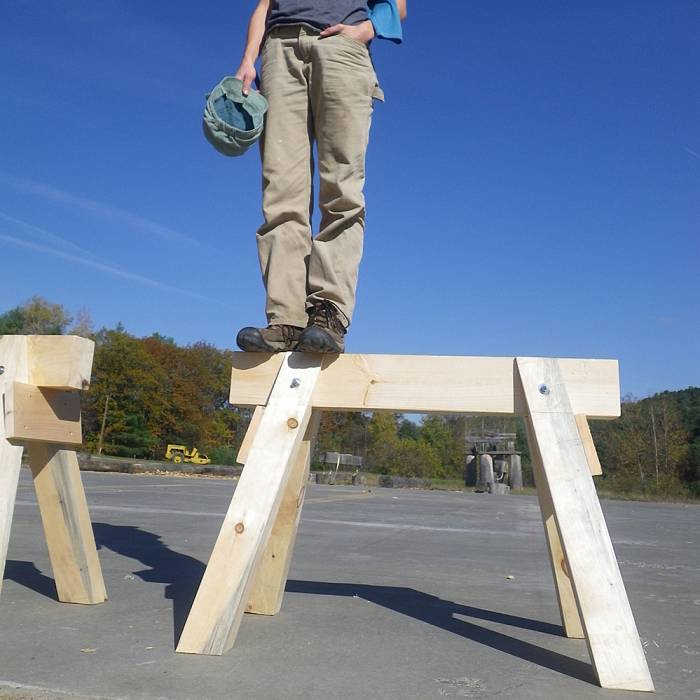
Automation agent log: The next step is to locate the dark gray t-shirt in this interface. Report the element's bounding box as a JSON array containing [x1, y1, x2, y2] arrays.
[[268, 1, 369, 31]]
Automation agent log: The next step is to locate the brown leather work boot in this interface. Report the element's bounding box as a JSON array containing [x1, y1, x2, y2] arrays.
[[296, 300, 348, 354], [236, 324, 303, 352]]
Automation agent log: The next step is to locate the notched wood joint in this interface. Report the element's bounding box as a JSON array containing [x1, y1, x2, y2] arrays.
[[4, 382, 83, 445]]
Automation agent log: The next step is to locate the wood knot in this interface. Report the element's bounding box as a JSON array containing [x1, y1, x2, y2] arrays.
[[235, 522, 245, 534], [287, 418, 299, 429]]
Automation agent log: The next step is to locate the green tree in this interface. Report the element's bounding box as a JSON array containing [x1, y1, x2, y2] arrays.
[[19, 296, 72, 333], [592, 393, 690, 496], [83, 328, 167, 457], [421, 415, 463, 476], [0, 296, 72, 334], [393, 439, 443, 478], [674, 387, 700, 494], [398, 417, 420, 441], [109, 413, 157, 458], [365, 412, 444, 478], [367, 412, 400, 473], [0, 306, 25, 334]]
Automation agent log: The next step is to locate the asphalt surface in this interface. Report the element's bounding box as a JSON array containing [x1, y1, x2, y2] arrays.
[[1, 470, 698, 700]]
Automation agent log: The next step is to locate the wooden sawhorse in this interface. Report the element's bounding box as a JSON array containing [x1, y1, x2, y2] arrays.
[[177, 352, 653, 692], [0, 335, 106, 605]]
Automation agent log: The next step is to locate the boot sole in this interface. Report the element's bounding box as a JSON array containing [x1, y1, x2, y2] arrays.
[[236, 328, 295, 353], [296, 326, 344, 354]]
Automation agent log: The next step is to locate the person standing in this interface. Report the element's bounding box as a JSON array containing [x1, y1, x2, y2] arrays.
[[235, 0, 406, 353]]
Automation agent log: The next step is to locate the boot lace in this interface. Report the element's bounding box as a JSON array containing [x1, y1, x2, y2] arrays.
[[307, 300, 348, 335]]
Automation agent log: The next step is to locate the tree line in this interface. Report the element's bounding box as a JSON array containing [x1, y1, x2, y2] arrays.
[[1, 297, 698, 498], [590, 388, 699, 498]]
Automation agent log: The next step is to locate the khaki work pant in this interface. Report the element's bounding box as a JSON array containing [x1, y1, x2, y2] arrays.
[[257, 25, 382, 329]]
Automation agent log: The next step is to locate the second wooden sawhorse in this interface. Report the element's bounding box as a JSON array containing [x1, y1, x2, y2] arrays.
[[0, 334, 105, 607], [176, 351, 654, 693]]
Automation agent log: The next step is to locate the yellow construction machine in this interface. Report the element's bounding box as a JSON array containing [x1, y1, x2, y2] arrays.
[[164, 444, 211, 465]]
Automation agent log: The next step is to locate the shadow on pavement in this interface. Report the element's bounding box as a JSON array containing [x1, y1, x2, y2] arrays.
[[92, 523, 206, 646], [4, 533, 594, 685], [5, 526, 205, 647], [4, 560, 59, 601], [286, 579, 596, 685]]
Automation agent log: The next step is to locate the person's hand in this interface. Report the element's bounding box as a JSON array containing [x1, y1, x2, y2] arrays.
[[320, 19, 375, 44], [235, 57, 257, 96]]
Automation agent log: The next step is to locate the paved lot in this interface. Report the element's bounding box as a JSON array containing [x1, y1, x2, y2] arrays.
[[1, 470, 698, 700]]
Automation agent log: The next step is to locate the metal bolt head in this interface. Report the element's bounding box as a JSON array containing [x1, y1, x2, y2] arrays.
[[538, 384, 550, 395], [290, 377, 301, 388], [0, 366, 4, 376]]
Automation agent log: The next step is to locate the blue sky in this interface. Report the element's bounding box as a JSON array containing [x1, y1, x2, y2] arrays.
[[1, 1, 698, 397]]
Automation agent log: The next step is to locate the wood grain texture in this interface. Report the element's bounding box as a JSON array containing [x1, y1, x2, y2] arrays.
[[0, 336, 29, 599], [236, 405, 264, 465], [5, 382, 82, 445], [246, 411, 321, 615], [27, 444, 107, 604], [524, 416, 584, 639], [27, 335, 94, 390], [176, 353, 323, 655], [517, 357, 653, 692], [229, 353, 620, 418]]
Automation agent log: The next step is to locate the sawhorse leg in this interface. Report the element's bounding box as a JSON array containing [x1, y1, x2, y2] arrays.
[[526, 411, 602, 638], [246, 410, 321, 615], [0, 336, 29, 599], [28, 444, 107, 603], [524, 415, 584, 639], [177, 352, 323, 655], [517, 357, 653, 691]]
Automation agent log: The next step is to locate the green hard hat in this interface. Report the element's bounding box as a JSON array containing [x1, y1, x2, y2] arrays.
[[203, 76, 268, 157]]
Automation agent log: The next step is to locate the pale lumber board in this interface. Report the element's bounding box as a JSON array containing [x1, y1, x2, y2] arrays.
[[236, 405, 264, 465], [0, 336, 29, 599], [27, 444, 106, 604], [524, 416, 584, 639], [517, 357, 653, 692], [575, 414, 603, 476], [5, 382, 82, 445], [246, 411, 321, 615], [27, 335, 94, 390], [177, 352, 323, 655], [230, 353, 620, 419]]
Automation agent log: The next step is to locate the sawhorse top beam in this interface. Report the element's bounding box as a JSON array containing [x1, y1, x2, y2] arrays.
[[228, 353, 620, 418]]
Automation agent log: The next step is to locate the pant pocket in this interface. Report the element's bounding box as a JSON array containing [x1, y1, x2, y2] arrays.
[[336, 32, 371, 50]]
